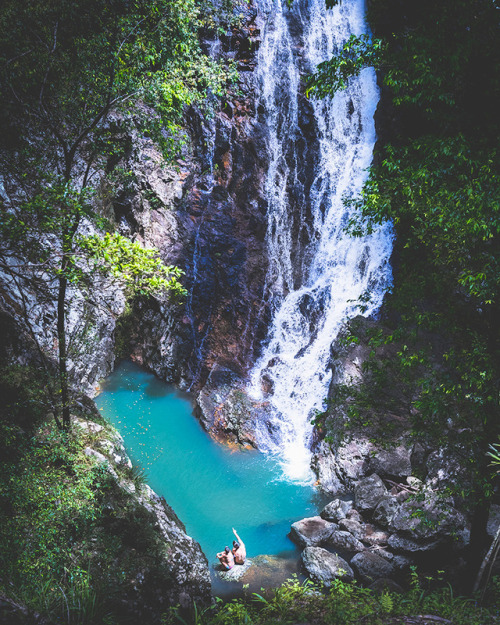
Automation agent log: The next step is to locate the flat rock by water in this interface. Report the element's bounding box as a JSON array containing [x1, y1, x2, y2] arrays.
[[214, 559, 253, 581]]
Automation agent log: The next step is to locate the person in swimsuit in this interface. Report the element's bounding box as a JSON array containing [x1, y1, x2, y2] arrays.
[[231, 528, 246, 564], [217, 546, 235, 570]]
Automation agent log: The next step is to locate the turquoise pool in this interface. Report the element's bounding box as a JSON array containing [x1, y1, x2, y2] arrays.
[[95, 361, 324, 580]]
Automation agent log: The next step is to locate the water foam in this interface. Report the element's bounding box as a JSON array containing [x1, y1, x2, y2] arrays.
[[249, 0, 393, 482]]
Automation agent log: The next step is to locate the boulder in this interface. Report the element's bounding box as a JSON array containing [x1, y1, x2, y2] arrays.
[[339, 517, 365, 540], [372, 496, 399, 528], [351, 552, 396, 584], [390, 494, 467, 542], [290, 516, 336, 547], [301, 547, 354, 586], [387, 534, 441, 553], [366, 444, 412, 479], [326, 530, 365, 553], [320, 498, 354, 523], [215, 559, 253, 582], [354, 474, 387, 512]]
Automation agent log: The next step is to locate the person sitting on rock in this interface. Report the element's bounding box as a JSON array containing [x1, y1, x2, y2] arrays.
[[232, 528, 246, 564], [217, 546, 235, 570]]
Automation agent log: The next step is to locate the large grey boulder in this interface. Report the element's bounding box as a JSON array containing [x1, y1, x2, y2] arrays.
[[290, 516, 336, 547], [372, 496, 399, 528], [325, 530, 366, 553], [387, 534, 441, 553], [390, 494, 467, 542], [301, 547, 354, 586], [354, 474, 387, 512], [366, 444, 412, 479], [351, 552, 395, 584], [339, 517, 365, 540], [320, 498, 353, 523]]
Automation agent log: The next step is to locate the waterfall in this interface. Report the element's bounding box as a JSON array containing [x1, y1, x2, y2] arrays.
[[249, 0, 394, 482]]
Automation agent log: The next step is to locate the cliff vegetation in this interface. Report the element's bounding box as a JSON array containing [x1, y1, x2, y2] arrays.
[[310, 0, 500, 591]]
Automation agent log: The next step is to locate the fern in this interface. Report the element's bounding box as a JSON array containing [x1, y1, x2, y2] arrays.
[[380, 591, 394, 614]]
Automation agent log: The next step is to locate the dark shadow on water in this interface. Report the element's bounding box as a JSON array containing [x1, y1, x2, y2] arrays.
[[143, 379, 173, 398]]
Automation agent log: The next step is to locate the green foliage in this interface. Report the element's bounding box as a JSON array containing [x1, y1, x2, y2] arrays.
[[348, 136, 500, 306], [306, 35, 384, 97], [0, 417, 112, 623], [0, 0, 233, 167], [80, 232, 187, 298], [487, 442, 500, 472], [0, 393, 178, 624], [313, 0, 500, 537], [164, 573, 500, 625]]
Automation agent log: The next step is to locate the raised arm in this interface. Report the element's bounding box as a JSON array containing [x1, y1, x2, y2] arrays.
[[232, 528, 243, 545]]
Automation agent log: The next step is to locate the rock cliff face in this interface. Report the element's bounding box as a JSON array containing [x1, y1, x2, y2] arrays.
[[73, 411, 211, 618], [120, 5, 270, 394], [306, 316, 478, 584]]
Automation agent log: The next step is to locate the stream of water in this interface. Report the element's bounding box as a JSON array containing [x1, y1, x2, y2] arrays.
[[249, 0, 393, 482]]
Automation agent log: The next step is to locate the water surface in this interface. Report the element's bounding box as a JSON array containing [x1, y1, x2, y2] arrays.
[[95, 361, 325, 578]]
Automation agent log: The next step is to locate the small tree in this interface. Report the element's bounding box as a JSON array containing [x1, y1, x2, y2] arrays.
[[0, 0, 228, 429]]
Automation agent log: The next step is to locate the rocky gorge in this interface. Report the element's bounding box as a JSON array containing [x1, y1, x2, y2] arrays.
[[1, 0, 499, 620]]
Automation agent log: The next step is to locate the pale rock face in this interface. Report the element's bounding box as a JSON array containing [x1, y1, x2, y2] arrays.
[[136, 484, 211, 603], [301, 547, 354, 585]]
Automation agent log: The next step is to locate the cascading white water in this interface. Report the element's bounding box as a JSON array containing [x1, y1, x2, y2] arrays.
[[249, 0, 394, 482]]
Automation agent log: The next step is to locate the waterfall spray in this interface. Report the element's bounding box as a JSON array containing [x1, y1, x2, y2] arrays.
[[249, 0, 393, 482]]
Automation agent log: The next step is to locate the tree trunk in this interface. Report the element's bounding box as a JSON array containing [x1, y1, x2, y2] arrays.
[[474, 522, 500, 596], [57, 261, 70, 431]]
